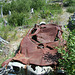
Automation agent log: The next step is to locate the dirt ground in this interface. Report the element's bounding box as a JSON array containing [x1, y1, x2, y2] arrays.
[[58, 7, 72, 28]]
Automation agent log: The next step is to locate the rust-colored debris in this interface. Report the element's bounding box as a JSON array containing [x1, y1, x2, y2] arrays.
[[2, 24, 66, 67]]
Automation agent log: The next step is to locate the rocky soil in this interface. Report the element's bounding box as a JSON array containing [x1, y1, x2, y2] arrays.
[[58, 7, 72, 29]]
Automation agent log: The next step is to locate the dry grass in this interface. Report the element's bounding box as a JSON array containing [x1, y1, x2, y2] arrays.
[[0, 25, 30, 67]]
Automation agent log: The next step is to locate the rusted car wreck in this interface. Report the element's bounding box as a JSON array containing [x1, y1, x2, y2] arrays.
[[1, 23, 66, 75]]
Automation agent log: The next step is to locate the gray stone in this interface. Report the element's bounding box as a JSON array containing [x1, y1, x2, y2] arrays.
[[9, 10, 11, 16], [0, 5, 3, 18]]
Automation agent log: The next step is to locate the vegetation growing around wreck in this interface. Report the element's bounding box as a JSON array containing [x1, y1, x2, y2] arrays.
[[58, 29, 75, 75], [0, 0, 75, 74]]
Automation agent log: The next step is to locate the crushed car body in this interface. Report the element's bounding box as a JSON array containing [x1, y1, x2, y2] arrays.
[[1, 23, 66, 75]]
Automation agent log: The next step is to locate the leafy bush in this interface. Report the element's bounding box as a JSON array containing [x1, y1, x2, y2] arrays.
[[11, 0, 31, 13], [31, 0, 46, 10], [3, 0, 62, 26], [47, 3, 62, 14], [24, 15, 38, 26], [0, 18, 3, 23], [3, 3, 11, 15], [67, 6, 75, 13], [40, 3, 62, 19], [0, 25, 13, 40], [3, 0, 32, 15], [58, 29, 75, 75], [40, 10, 50, 19], [8, 11, 25, 26], [49, 3, 62, 10], [0, 25, 18, 41], [64, 0, 75, 13], [40, 12, 47, 19], [63, 0, 73, 6]]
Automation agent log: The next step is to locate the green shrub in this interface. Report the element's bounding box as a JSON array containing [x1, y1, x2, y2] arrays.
[[58, 29, 75, 75], [40, 10, 50, 19], [67, 6, 75, 13], [63, 0, 73, 6], [47, 3, 62, 14], [11, 0, 31, 13], [0, 25, 18, 41], [0, 18, 3, 23], [3, 0, 32, 15], [65, 0, 75, 13], [0, 25, 13, 40], [3, 3, 11, 15], [8, 11, 25, 26], [40, 3, 62, 19], [24, 15, 38, 26], [0, 50, 15, 68], [40, 11, 47, 19], [48, 3, 62, 10], [31, 0, 46, 10]]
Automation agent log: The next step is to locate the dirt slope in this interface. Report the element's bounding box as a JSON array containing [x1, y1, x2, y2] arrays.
[[58, 7, 72, 27]]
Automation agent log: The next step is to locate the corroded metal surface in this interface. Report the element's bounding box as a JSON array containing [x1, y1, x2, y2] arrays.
[[2, 24, 66, 67]]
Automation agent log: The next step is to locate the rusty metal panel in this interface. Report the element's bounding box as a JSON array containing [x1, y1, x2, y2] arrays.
[[2, 24, 66, 67]]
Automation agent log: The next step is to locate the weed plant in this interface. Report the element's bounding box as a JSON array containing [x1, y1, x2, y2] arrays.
[[66, 0, 75, 13], [2, 0, 62, 26], [67, 6, 75, 13], [40, 3, 62, 19], [0, 25, 17, 41], [0, 51, 15, 68], [0, 18, 3, 23], [58, 29, 75, 75]]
